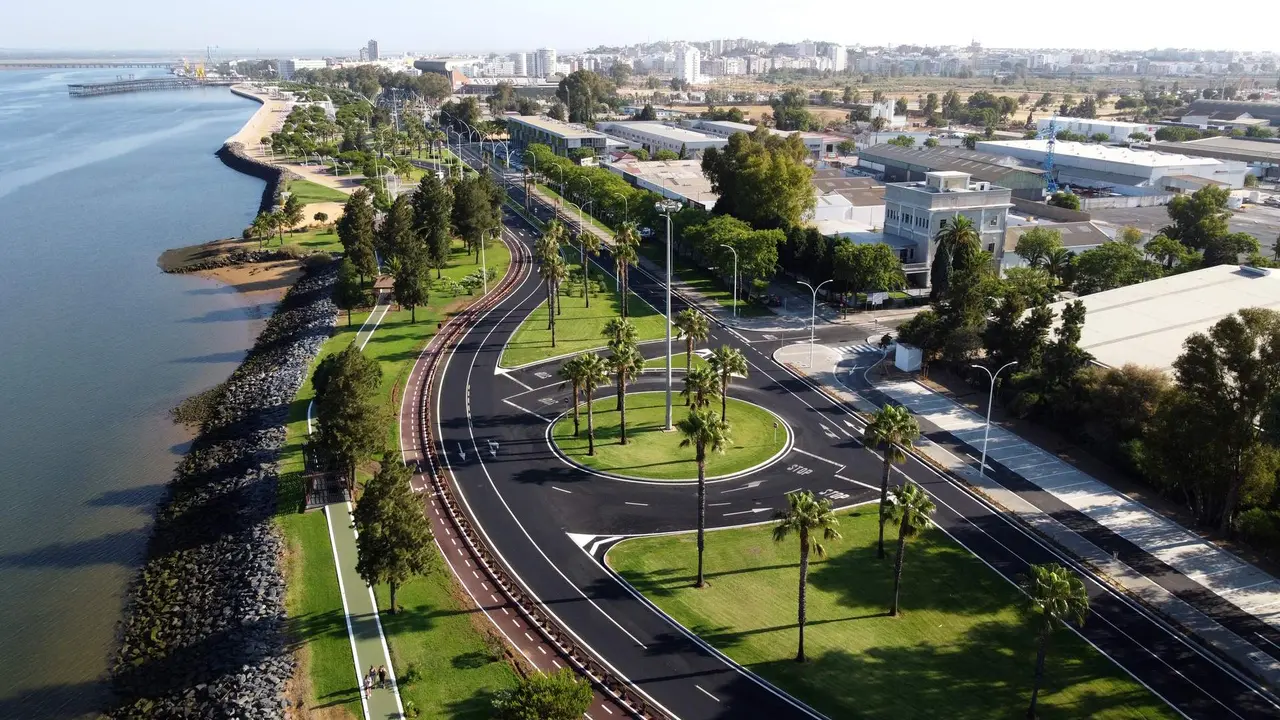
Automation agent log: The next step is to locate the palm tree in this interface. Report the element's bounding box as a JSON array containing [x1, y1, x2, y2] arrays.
[[707, 346, 748, 422], [772, 491, 841, 662], [885, 481, 936, 616], [674, 309, 710, 384], [602, 317, 637, 409], [251, 212, 272, 249], [863, 404, 920, 560], [1021, 563, 1090, 719], [677, 407, 731, 588], [681, 365, 720, 411], [577, 353, 610, 456], [1044, 246, 1072, 286], [540, 255, 569, 345], [934, 214, 981, 273], [270, 210, 287, 244], [614, 222, 641, 318], [608, 343, 644, 444], [558, 355, 587, 436], [578, 231, 601, 308]]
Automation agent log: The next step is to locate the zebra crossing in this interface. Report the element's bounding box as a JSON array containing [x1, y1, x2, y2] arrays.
[[833, 343, 884, 356]]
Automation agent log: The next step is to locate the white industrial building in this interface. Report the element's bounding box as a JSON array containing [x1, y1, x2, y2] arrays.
[[675, 45, 701, 84], [595, 121, 727, 158], [870, 100, 908, 130], [976, 139, 1249, 190], [679, 119, 838, 160], [605, 159, 718, 210], [1038, 118, 1160, 143]]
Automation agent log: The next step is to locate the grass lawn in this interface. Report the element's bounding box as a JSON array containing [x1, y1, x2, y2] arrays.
[[288, 178, 350, 204], [638, 242, 773, 318], [280, 226, 344, 255], [499, 266, 668, 368], [552, 392, 787, 481], [608, 511, 1176, 720], [535, 183, 615, 237], [275, 239, 515, 718], [643, 352, 708, 371]]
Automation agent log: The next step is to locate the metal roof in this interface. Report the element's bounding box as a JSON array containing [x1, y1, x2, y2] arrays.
[[855, 144, 1046, 190], [1184, 100, 1280, 124], [1148, 136, 1280, 165]]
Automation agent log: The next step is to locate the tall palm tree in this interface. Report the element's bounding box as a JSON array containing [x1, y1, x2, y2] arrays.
[[602, 316, 637, 409], [934, 214, 982, 274], [614, 222, 641, 318], [578, 231, 601, 308], [540, 255, 569, 345], [674, 309, 710, 385], [885, 481, 936, 616], [1020, 563, 1090, 719], [251, 212, 272, 249], [707, 346, 748, 422], [772, 491, 841, 663], [608, 343, 645, 444], [681, 365, 720, 411], [863, 404, 920, 560], [558, 355, 587, 436], [578, 353, 610, 456], [677, 407, 731, 588], [1044, 247, 1072, 286]]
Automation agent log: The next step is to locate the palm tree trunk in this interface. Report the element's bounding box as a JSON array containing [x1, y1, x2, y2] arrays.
[[621, 266, 629, 318], [546, 279, 554, 330], [878, 458, 891, 559], [891, 517, 908, 616], [616, 372, 624, 412], [572, 385, 581, 436], [721, 377, 728, 422], [619, 380, 628, 445], [586, 387, 595, 456], [1027, 631, 1049, 719], [797, 534, 810, 663], [696, 453, 707, 588]]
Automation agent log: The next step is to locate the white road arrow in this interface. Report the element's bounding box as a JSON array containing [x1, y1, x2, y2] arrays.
[[723, 507, 772, 517]]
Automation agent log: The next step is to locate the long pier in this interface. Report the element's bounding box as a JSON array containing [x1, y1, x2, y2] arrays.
[[1, 61, 177, 70], [67, 76, 235, 97]]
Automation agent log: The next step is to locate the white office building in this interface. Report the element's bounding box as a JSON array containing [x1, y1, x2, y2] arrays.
[[1037, 118, 1160, 144], [511, 52, 528, 76], [278, 58, 327, 80], [829, 45, 848, 72], [883, 171, 1012, 278], [675, 45, 701, 84], [977, 139, 1249, 190]]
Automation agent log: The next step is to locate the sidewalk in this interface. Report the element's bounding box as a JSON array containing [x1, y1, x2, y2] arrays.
[[775, 342, 1280, 688]]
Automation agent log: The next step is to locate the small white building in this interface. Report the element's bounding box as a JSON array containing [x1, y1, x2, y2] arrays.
[[1037, 118, 1159, 143], [594, 121, 727, 158], [870, 100, 907, 130]]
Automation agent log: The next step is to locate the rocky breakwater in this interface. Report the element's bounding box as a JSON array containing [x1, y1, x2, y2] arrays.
[[215, 142, 300, 216], [107, 264, 337, 719]]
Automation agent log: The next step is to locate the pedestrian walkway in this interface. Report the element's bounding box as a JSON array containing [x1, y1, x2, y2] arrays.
[[773, 341, 1280, 686], [876, 378, 1280, 633], [324, 502, 404, 720], [832, 343, 884, 356]]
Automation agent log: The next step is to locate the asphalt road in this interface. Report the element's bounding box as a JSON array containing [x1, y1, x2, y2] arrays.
[[428, 134, 1280, 719]]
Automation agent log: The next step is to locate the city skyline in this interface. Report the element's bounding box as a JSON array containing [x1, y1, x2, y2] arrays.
[[4, 0, 1279, 55]]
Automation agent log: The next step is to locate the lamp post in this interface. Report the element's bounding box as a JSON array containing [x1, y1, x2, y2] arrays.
[[481, 228, 497, 294], [718, 243, 738, 318], [519, 149, 538, 212], [656, 198, 682, 431], [796, 279, 833, 368], [969, 361, 1019, 479], [610, 191, 629, 224]]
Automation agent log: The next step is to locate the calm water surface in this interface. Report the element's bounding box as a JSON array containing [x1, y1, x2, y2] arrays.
[[0, 69, 268, 718]]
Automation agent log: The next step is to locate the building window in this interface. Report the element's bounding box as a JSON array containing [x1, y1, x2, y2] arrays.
[[989, 217, 998, 227], [987, 243, 995, 252], [903, 213, 912, 225]]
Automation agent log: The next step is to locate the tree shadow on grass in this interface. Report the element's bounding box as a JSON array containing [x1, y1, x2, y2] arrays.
[[443, 687, 500, 720], [450, 650, 496, 670]]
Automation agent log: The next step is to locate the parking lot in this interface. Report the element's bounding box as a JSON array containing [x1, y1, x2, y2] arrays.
[[1090, 202, 1280, 254]]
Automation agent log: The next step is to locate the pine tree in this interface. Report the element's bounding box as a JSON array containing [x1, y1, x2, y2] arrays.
[[412, 172, 453, 277], [313, 344, 385, 498], [353, 455, 436, 614]]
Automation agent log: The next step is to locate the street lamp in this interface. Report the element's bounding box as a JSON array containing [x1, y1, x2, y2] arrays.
[[610, 191, 629, 224], [796, 279, 833, 368], [481, 228, 498, 294], [718, 243, 738, 318], [656, 198, 682, 431], [969, 361, 1019, 480]]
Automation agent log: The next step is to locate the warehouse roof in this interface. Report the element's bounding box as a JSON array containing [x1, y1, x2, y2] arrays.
[[1004, 221, 1111, 254], [1047, 264, 1280, 371], [506, 115, 604, 140], [1184, 100, 1280, 124], [856, 144, 1046, 189], [1148, 136, 1280, 165], [597, 121, 725, 143], [979, 140, 1223, 168]]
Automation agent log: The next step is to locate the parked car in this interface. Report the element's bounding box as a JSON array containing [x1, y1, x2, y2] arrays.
[[639, 226, 654, 238]]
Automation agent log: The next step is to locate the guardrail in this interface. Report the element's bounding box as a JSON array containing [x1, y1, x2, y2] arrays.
[[413, 232, 671, 719]]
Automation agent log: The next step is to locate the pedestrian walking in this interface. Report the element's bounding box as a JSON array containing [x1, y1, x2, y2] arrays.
[[362, 675, 371, 700], [377, 665, 387, 688]]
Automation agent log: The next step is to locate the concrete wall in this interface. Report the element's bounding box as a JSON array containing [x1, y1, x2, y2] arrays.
[[1078, 193, 1174, 209], [1010, 197, 1092, 222]]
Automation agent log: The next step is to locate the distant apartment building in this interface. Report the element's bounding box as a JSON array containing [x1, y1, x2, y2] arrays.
[[675, 45, 701, 84], [366, 39, 379, 62], [535, 48, 557, 79], [278, 58, 327, 80], [511, 52, 528, 76], [829, 45, 847, 72]]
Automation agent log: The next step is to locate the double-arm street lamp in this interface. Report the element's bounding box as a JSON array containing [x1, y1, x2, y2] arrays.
[[797, 279, 833, 368], [656, 198, 682, 431], [969, 361, 1019, 480]]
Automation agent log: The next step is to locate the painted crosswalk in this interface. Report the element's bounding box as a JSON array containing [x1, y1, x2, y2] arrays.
[[833, 343, 883, 355]]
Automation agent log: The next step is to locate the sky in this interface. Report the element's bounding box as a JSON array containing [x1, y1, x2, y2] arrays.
[[3, 0, 1277, 55]]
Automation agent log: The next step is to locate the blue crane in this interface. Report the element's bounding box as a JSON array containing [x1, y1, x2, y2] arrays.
[[1037, 114, 1060, 194]]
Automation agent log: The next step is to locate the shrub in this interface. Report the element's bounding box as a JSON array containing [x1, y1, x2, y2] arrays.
[[303, 252, 333, 272], [1237, 508, 1280, 557], [277, 244, 309, 259]]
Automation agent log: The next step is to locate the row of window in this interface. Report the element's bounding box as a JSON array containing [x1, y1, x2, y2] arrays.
[[886, 209, 1001, 230]]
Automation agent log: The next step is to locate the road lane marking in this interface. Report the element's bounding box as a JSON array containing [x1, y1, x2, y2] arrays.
[[696, 685, 721, 702]]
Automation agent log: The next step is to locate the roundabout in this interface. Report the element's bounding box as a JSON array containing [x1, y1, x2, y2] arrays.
[[549, 391, 791, 482]]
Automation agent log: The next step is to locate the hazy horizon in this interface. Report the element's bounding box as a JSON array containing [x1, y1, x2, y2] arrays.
[[3, 1, 1278, 56]]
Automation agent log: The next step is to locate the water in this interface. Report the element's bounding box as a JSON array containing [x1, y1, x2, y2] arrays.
[[0, 69, 267, 718]]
